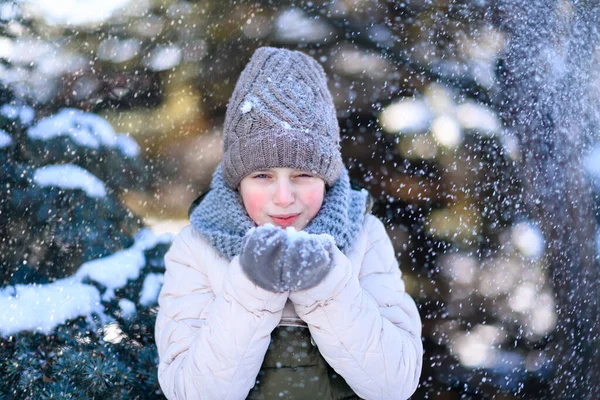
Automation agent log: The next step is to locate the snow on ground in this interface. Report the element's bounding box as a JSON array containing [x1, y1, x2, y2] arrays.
[[33, 164, 107, 198], [27, 108, 117, 149], [0, 228, 172, 337]]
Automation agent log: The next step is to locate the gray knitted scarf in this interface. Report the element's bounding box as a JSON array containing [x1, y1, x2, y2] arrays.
[[190, 164, 369, 260]]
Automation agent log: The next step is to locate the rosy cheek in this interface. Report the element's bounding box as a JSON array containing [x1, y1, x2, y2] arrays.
[[242, 191, 269, 224], [301, 190, 324, 217]]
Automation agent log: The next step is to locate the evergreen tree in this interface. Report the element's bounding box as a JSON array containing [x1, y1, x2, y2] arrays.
[[0, 77, 169, 400]]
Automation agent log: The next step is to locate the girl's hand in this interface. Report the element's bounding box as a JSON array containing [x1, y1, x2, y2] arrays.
[[239, 224, 288, 292], [283, 234, 335, 291]]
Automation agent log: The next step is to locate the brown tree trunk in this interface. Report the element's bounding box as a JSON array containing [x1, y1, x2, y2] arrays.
[[497, 1, 600, 397]]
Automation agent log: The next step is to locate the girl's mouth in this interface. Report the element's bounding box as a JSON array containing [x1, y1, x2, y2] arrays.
[[270, 214, 299, 227]]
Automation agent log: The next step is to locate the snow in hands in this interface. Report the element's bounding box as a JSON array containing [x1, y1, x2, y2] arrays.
[[247, 223, 335, 249], [245, 224, 335, 291]]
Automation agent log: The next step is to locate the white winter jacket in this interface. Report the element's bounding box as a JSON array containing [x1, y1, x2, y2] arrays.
[[155, 214, 423, 399]]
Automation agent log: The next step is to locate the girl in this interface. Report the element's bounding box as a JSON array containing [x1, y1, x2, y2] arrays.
[[155, 46, 423, 399]]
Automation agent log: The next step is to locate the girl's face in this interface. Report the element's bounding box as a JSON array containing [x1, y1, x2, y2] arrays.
[[238, 168, 325, 230]]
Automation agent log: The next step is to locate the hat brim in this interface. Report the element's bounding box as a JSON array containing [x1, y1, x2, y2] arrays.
[[221, 130, 343, 189]]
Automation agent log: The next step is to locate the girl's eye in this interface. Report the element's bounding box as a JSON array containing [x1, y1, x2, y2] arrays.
[[297, 173, 313, 178], [252, 173, 270, 179]]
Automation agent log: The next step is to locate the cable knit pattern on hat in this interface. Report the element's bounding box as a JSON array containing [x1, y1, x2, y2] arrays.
[[221, 46, 343, 189], [190, 164, 369, 260]]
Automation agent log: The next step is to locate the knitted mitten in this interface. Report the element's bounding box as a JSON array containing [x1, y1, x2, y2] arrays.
[[283, 233, 335, 292], [239, 225, 288, 292]]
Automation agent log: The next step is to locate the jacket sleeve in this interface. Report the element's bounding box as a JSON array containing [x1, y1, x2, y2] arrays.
[[155, 227, 289, 400], [289, 216, 423, 400]]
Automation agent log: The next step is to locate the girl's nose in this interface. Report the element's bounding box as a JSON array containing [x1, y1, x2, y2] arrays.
[[273, 180, 295, 206]]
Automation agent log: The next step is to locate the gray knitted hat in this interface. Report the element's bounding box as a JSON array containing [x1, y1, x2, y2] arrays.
[[221, 46, 343, 189]]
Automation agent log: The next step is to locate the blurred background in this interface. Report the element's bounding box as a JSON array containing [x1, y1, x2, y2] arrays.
[[1, 0, 599, 398]]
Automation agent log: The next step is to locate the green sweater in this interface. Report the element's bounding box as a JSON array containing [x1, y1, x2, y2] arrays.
[[247, 326, 360, 399]]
